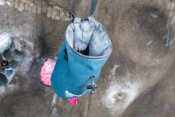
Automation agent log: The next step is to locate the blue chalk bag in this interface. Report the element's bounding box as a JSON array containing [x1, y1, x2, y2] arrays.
[[51, 0, 112, 99]]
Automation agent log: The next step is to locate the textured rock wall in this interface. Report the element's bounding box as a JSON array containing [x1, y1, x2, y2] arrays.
[[1, 0, 69, 20], [0, 0, 175, 117]]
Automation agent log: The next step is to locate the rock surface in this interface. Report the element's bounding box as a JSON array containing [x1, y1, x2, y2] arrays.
[[0, 0, 175, 117]]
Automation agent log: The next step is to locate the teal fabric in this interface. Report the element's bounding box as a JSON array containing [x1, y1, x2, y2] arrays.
[[51, 41, 110, 99], [51, 0, 112, 99]]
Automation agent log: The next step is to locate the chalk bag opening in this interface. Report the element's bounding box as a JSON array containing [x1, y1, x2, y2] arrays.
[[51, 0, 112, 99]]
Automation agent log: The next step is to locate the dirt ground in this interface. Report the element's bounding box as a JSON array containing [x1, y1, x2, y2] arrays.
[[0, 0, 175, 117]]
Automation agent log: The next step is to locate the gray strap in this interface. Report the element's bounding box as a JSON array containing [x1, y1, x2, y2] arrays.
[[67, 0, 100, 21], [88, 0, 100, 16]]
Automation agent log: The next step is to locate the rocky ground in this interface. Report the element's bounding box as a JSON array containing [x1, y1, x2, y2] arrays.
[[0, 0, 175, 117]]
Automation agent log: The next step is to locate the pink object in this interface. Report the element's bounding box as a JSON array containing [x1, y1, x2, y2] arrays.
[[68, 98, 78, 106], [40, 59, 78, 105], [40, 59, 56, 86]]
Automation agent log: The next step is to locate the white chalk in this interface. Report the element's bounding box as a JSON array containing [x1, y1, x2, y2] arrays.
[[0, 33, 12, 53]]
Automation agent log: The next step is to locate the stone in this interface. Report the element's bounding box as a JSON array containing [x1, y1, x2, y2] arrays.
[[0, 0, 175, 117], [6, 0, 14, 7]]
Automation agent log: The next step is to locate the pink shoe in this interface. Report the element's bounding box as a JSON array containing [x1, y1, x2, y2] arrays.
[[40, 59, 55, 86]]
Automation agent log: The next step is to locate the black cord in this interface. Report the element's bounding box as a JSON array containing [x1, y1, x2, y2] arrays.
[[67, 0, 75, 21]]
